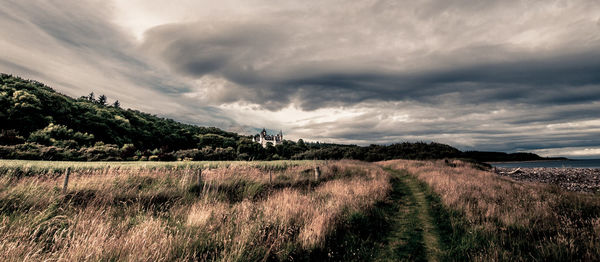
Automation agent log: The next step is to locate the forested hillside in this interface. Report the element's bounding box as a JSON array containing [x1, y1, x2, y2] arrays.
[[0, 74, 553, 162], [0, 74, 249, 160]]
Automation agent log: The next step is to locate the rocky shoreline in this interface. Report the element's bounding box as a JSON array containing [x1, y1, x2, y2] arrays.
[[494, 167, 600, 193]]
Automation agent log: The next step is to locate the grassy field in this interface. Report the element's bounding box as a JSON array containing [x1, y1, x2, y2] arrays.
[[380, 159, 600, 261], [0, 160, 389, 261], [1, 159, 599, 261]]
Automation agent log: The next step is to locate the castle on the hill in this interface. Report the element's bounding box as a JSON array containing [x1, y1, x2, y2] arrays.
[[253, 128, 283, 147]]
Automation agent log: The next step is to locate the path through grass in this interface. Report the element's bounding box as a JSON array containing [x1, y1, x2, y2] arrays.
[[373, 168, 444, 262], [381, 159, 600, 261]]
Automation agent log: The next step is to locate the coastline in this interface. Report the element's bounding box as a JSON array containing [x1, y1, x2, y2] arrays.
[[488, 158, 600, 169], [494, 167, 600, 193]]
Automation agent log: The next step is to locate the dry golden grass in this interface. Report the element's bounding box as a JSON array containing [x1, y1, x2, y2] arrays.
[[0, 160, 389, 261], [380, 159, 600, 261], [382, 160, 554, 226]]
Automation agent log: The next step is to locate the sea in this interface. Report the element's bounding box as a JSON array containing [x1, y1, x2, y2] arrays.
[[491, 159, 600, 169]]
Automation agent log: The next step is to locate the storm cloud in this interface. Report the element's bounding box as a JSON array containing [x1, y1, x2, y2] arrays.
[[1, 0, 600, 157], [139, 0, 600, 109]]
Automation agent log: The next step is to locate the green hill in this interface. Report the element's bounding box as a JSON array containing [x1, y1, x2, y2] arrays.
[[0, 74, 250, 160], [1, 74, 238, 148]]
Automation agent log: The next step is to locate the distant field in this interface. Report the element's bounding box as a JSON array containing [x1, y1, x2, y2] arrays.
[[0, 159, 322, 169], [0, 160, 323, 175]]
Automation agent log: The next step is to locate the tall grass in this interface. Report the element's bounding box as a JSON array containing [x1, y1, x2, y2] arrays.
[[381, 159, 600, 261], [0, 160, 389, 261]]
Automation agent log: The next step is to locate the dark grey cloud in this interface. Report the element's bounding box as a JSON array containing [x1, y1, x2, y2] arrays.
[[141, 20, 600, 111]]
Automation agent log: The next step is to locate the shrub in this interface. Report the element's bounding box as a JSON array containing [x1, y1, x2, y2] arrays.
[[158, 152, 176, 161], [174, 149, 202, 161], [0, 129, 25, 145], [28, 123, 94, 147], [120, 144, 136, 159], [78, 143, 121, 161]]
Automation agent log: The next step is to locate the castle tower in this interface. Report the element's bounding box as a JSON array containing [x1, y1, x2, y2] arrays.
[[254, 129, 283, 147]]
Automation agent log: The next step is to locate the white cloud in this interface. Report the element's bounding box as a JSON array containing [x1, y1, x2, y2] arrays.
[[531, 147, 600, 159]]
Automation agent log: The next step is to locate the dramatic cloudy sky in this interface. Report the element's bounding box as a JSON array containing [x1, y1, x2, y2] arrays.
[[2, 0, 600, 158]]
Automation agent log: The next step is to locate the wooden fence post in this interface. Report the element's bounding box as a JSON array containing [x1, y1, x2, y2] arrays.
[[314, 166, 321, 180], [269, 170, 272, 185], [62, 167, 71, 194], [197, 169, 203, 195]]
